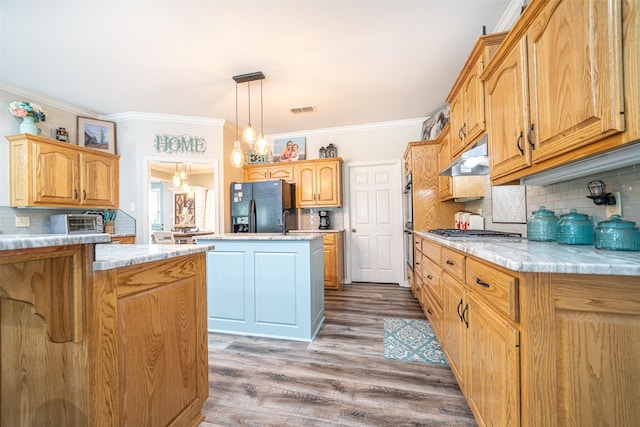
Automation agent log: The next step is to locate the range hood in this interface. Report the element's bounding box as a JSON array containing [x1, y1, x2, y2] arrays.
[[440, 135, 489, 177]]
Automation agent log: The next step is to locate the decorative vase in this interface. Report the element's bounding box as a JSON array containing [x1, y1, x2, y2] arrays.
[[20, 116, 39, 135]]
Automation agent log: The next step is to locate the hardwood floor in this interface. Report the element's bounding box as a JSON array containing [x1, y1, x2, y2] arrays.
[[200, 283, 476, 426]]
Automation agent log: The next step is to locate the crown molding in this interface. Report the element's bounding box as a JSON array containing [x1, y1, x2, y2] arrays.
[[493, 0, 525, 32], [1, 81, 100, 118], [270, 117, 426, 139], [105, 111, 225, 127]]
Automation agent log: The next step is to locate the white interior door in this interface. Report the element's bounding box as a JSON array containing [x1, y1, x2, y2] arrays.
[[348, 162, 402, 283]]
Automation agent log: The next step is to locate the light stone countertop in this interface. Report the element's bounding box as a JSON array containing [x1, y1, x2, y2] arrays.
[[417, 231, 640, 276], [93, 244, 213, 271], [287, 229, 344, 233], [195, 233, 324, 241], [0, 233, 111, 251]]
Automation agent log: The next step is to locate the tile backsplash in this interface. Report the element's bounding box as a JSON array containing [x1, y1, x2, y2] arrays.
[[0, 207, 136, 235], [466, 164, 640, 235]]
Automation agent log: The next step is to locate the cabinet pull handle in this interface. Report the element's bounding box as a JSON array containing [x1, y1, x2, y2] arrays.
[[427, 308, 433, 315], [415, 261, 420, 265], [74, 189, 78, 200], [427, 274, 433, 280], [446, 260, 454, 265], [461, 123, 467, 138], [475, 278, 490, 288], [457, 299, 463, 320], [516, 131, 524, 155], [462, 303, 469, 328], [458, 127, 465, 141], [83, 190, 87, 200], [527, 123, 536, 150]]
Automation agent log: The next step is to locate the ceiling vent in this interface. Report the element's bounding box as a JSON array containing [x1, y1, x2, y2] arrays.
[[289, 105, 317, 114]]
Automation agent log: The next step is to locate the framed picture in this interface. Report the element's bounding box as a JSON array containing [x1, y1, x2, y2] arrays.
[[77, 117, 117, 154], [421, 104, 450, 141], [273, 136, 306, 162]]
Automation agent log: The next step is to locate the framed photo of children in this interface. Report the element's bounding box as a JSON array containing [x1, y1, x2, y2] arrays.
[[274, 136, 306, 162], [77, 117, 117, 154]]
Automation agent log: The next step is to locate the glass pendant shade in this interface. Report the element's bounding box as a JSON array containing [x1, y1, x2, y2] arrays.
[[231, 140, 244, 167], [173, 172, 181, 187], [255, 133, 269, 155], [243, 125, 257, 144]]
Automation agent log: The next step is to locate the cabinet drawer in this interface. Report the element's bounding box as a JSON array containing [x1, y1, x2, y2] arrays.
[[414, 235, 423, 254], [422, 286, 442, 335], [465, 257, 519, 321], [323, 233, 336, 245], [423, 257, 443, 305], [422, 239, 441, 264], [441, 248, 465, 282]]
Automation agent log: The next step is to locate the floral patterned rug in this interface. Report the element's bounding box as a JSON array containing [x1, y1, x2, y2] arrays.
[[383, 318, 448, 365]]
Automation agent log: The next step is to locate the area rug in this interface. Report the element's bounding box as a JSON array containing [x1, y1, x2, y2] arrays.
[[383, 318, 448, 365]]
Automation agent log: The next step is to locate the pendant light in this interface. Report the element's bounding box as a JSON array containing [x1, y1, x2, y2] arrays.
[[173, 163, 181, 187], [242, 80, 257, 145], [230, 82, 245, 168], [254, 79, 269, 155]]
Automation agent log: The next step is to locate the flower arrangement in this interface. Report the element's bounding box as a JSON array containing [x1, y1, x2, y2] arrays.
[[8, 101, 46, 122]]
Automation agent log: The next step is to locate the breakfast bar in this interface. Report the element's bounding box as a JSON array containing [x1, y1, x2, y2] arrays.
[[0, 235, 211, 426]]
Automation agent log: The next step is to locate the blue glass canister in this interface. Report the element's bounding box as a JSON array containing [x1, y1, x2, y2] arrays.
[[527, 206, 559, 241], [556, 208, 594, 245], [594, 215, 640, 251]]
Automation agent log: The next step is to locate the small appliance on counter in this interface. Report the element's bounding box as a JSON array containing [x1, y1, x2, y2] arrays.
[[49, 214, 103, 234], [319, 210, 331, 230]]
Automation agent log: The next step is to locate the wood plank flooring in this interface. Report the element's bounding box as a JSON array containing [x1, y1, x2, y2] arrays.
[[200, 283, 476, 426]]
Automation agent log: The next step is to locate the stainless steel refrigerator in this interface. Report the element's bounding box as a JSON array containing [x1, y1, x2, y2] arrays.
[[230, 180, 297, 233]]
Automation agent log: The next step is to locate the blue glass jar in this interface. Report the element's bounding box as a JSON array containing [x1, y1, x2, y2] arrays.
[[594, 215, 640, 251], [556, 209, 594, 245], [527, 206, 559, 241]]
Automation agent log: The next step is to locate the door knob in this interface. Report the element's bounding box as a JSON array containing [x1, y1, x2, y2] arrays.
[[351, 228, 356, 233]]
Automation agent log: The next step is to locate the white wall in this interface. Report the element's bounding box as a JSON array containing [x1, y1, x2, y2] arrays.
[[107, 112, 225, 243]]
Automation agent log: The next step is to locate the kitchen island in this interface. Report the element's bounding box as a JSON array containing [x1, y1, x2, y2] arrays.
[[412, 230, 640, 427], [0, 235, 211, 426], [196, 233, 325, 341]]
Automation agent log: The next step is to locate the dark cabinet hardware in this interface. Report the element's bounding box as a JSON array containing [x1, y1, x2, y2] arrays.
[[475, 278, 491, 288], [462, 303, 469, 328], [527, 123, 536, 150], [516, 131, 524, 155]]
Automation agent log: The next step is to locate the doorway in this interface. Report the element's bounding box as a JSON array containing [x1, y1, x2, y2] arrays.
[[347, 161, 403, 284]]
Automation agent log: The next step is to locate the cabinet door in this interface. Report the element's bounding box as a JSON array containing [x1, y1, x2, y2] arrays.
[[449, 95, 466, 156], [438, 128, 454, 200], [81, 152, 118, 208], [268, 164, 294, 182], [528, 0, 624, 163], [323, 242, 337, 289], [316, 162, 340, 206], [486, 38, 531, 179], [462, 56, 486, 144], [466, 293, 520, 427], [33, 142, 80, 206], [441, 273, 466, 387], [295, 164, 316, 206], [244, 167, 268, 182]]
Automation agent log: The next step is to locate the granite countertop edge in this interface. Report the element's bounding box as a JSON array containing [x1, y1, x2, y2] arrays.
[[195, 233, 325, 241], [93, 244, 214, 271], [0, 233, 111, 251], [415, 231, 640, 276]]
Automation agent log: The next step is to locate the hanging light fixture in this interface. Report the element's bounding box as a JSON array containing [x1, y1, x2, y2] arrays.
[[232, 71, 268, 167], [173, 163, 181, 187]]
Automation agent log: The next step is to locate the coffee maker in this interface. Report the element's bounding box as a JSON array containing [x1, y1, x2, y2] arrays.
[[318, 210, 331, 230]]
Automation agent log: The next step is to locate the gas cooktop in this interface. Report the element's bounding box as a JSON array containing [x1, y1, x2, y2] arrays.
[[428, 229, 522, 239]]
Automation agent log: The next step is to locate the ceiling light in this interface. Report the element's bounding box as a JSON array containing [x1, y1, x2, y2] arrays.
[[232, 71, 270, 167]]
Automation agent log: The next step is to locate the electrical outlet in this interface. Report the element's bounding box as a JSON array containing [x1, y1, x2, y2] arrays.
[[605, 191, 622, 218], [15, 216, 30, 227]]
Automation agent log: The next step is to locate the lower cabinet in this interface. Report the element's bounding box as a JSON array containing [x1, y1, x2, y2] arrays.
[[323, 232, 344, 290], [441, 273, 467, 388]]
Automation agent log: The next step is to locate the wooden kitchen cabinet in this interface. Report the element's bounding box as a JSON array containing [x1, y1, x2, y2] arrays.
[[446, 32, 507, 157], [294, 158, 342, 208], [6, 134, 119, 209], [323, 231, 344, 290], [243, 163, 294, 182], [483, 0, 634, 185]]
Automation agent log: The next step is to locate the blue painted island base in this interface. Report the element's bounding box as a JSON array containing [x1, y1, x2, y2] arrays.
[[198, 234, 325, 341]]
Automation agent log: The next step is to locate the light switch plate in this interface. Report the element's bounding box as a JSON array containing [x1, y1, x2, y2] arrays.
[[605, 192, 622, 218]]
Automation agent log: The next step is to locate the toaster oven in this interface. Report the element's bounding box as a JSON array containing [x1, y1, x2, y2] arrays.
[[49, 214, 104, 234]]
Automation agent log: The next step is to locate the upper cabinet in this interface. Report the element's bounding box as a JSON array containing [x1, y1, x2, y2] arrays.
[[294, 158, 343, 208], [447, 32, 507, 158], [7, 134, 119, 209], [243, 163, 294, 183], [483, 0, 635, 185]]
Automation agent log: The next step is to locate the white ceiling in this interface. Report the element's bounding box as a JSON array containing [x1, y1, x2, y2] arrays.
[[1, 0, 515, 136]]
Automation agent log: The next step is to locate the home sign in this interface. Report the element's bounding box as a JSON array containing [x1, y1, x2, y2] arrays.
[[154, 134, 207, 154]]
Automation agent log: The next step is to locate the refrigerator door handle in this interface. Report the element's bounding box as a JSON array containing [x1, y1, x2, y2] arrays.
[[249, 199, 257, 233]]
